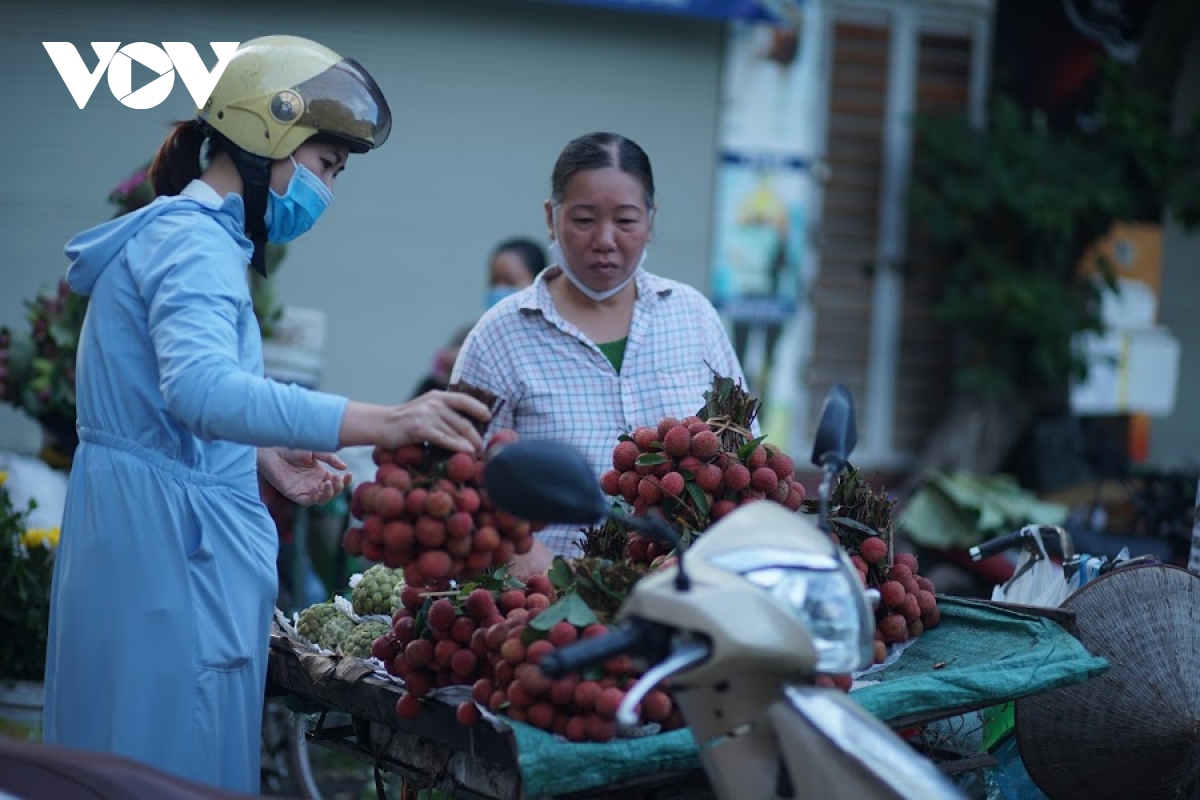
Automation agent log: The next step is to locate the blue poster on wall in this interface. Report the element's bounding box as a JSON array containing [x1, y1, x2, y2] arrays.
[[548, 0, 802, 23]]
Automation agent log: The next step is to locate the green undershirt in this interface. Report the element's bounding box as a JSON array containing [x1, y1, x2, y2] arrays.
[[597, 337, 628, 373]]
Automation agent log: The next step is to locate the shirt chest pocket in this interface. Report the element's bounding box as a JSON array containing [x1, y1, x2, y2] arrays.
[[652, 366, 715, 421]]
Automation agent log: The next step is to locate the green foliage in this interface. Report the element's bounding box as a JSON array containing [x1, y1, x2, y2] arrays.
[[0, 282, 88, 425], [0, 477, 55, 682], [908, 61, 1200, 396]]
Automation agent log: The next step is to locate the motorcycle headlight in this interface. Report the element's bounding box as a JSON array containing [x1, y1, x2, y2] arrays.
[[712, 549, 874, 673]]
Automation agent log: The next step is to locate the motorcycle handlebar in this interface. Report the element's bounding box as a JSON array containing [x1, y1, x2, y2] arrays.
[[540, 620, 663, 678], [969, 530, 1026, 561]]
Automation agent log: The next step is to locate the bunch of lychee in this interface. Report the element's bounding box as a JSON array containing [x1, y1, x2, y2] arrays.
[[342, 428, 539, 585], [600, 415, 805, 558], [373, 577, 684, 741], [850, 541, 941, 665]]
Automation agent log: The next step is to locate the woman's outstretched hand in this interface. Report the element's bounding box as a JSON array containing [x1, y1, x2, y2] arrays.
[[259, 448, 352, 506], [338, 391, 492, 454], [388, 390, 492, 453]]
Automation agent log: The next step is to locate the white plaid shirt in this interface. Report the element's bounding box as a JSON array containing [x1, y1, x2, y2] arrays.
[[451, 266, 755, 556]]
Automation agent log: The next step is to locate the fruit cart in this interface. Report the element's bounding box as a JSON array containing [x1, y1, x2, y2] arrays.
[[265, 594, 1107, 800]]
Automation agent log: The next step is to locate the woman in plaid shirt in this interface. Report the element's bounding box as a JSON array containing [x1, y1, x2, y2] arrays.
[[451, 132, 752, 575]]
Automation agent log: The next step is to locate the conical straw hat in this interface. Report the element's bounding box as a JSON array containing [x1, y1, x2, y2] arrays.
[[1015, 564, 1200, 799]]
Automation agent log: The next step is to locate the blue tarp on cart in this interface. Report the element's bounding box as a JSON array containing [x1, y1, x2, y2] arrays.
[[511, 596, 1109, 798]]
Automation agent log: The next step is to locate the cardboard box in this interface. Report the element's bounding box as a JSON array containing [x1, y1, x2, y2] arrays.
[[1078, 221, 1164, 328], [1077, 221, 1163, 298], [1069, 326, 1180, 416]]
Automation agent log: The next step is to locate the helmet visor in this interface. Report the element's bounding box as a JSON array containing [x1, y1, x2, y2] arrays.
[[291, 57, 391, 153]]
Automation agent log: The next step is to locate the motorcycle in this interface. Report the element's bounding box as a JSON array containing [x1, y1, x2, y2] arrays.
[[483, 385, 964, 800]]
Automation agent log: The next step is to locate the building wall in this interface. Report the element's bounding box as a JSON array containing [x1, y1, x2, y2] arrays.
[[1150, 26, 1200, 467], [0, 0, 725, 452]]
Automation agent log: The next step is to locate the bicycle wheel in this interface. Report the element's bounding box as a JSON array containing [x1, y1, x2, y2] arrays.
[[287, 710, 399, 800]]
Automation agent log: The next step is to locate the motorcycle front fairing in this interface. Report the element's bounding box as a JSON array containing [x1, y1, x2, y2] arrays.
[[769, 685, 965, 800]]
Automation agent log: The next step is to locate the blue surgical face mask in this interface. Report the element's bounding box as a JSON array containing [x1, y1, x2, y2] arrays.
[[485, 285, 518, 309], [265, 156, 333, 243]]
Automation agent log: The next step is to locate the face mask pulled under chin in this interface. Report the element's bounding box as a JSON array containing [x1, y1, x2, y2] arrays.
[[549, 217, 648, 302], [265, 156, 333, 243]]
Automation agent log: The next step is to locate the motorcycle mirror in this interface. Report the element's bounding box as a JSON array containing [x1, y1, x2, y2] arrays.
[[483, 440, 610, 525], [810, 383, 857, 472]]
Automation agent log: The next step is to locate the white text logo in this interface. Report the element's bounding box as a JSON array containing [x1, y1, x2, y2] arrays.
[[42, 42, 240, 109]]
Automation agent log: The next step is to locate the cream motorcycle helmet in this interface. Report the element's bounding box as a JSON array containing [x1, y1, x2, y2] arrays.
[[196, 35, 392, 274]]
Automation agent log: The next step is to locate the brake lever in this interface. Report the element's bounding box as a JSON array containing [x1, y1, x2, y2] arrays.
[[616, 639, 710, 729]]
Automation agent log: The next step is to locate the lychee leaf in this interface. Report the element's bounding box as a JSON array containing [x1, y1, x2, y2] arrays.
[[549, 557, 575, 593], [685, 482, 709, 516], [618, 434, 633, 443], [737, 435, 767, 462], [520, 625, 544, 646], [649, 440, 664, 451], [830, 517, 879, 539], [413, 597, 433, 638], [562, 593, 599, 627], [679, 469, 695, 481], [635, 453, 669, 466], [525, 599, 566, 633]]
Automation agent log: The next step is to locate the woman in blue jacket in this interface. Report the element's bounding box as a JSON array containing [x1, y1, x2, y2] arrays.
[[41, 35, 490, 794]]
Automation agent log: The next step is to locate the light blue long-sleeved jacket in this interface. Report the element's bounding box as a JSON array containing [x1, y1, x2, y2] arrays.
[[42, 180, 347, 793]]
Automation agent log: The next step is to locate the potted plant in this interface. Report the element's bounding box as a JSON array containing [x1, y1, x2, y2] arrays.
[[0, 471, 58, 742], [0, 283, 87, 470]]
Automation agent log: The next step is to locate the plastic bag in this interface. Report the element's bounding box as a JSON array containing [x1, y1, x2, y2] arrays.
[[990, 528, 1070, 608], [984, 735, 1049, 800]]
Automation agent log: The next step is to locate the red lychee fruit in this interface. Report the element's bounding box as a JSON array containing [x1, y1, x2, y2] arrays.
[[404, 487, 428, 517], [695, 463, 723, 493], [498, 589, 527, 613], [746, 445, 768, 469], [454, 486, 481, 514], [637, 478, 662, 503], [750, 467, 778, 493], [612, 440, 640, 472], [767, 452, 795, 481], [659, 471, 686, 497], [424, 490, 455, 519], [600, 469, 621, 496], [662, 426, 691, 458], [640, 690, 672, 722], [414, 517, 446, 548], [710, 499, 737, 519], [393, 444, 426, 468], [525, 639, 555, 666], [632, 426, 658, 451], [878, 613, 909, 644], [655, 416, 682, 440], [446, 452, 477, 484], [880, 581, 906, 608], [525, 574, 554, 598], [404, 638, 434, 669], [724, 463, 751, 492], [594, 687, 625, 719], [342, 527, 364, 557], [418, 550, 452, 580], [548, 621, 579, 647], [396, 693, 423, 719], [860, 537, 889, 566], [427, 598, 457, 632], [690, 430, 721, 460]]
